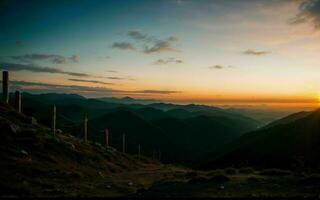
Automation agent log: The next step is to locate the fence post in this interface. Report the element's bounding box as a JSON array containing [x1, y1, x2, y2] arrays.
[[84, 116, 88, 143], [2, 71, 9, 103], [52, 105, 56, 135], [122, 133, 125, 153], [15, 91, 21, 112], [105, 128, 109, 147], [138, 144, 141, 159]]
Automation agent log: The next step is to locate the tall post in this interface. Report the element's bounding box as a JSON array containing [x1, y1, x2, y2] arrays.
[[84, 116, 88, 143], [105, 128, 109, 147], [15, 91, 21, 112], [2, 71, 9, 103], [138, 144, 141, 160], [122, 133, 126, 153], [52, 105, 56, 135], [152, 149, 155, 160]]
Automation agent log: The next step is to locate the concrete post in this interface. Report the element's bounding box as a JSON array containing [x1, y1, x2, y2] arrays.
[[2, 71, 9, 103], [52, 105, 56, 135], [15, 91, 21, 112], [105, 128, 109, 147], [84, 116, 88, 143], [122, 133, 125, 153]]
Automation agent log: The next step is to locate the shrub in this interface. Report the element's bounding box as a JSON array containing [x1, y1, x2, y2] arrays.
[[185, 171, 198, 178], [224, 167, 237, 175], [239, 167, 254, 174], [209, 174, 230, 182], [302, 174, 320, 184], [259, 168, 291, 176], [188, 174, 230, 184]]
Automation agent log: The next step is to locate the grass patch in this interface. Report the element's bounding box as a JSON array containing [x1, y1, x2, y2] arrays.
[[259, 168, 291, 176], [239, 167, 254, 174], [188, 174, 230, 184], [224, 167, 237, 175]]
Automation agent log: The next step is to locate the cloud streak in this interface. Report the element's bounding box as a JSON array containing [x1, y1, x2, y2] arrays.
[[68, 79, 114, 85], [0, 62, 90, 77], [209, 65, 234, 70], [9, 54, 80, 64], [243, 49, 270, 56], [7, 80, 180, 96], [153, 58, 183, 65]]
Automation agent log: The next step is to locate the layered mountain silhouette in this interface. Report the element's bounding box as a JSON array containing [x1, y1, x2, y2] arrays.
[[203, 108, 320, 169], [7, 92, 261, 164]]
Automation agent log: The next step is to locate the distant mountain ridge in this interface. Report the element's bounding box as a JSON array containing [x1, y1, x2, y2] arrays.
[[9, 92, 262, 165]]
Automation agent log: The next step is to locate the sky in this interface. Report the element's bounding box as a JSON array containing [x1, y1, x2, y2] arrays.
[[1, 0, 320, 109]]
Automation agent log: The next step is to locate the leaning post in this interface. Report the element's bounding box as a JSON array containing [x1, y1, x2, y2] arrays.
[[2, 71, 9, 103], [15, 91, 21, 112]]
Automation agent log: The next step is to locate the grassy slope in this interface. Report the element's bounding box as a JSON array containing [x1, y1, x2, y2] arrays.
[[0, 103, 169, 197]]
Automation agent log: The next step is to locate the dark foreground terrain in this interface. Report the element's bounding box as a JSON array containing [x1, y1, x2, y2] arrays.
[[1, 103, 320, 198]]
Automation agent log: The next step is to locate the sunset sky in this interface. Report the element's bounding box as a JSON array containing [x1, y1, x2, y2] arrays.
[[1, 0, 320, 108]]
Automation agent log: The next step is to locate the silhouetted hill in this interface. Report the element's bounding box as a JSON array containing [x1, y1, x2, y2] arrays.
[[203, 108, 320, 169]]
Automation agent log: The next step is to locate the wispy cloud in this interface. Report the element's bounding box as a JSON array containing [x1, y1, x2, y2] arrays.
[[290, 0, 320, 30], [127, 30, 154, 42], [209, 65, 234, 70], [68, 78, 114, 85], [112, 42, 136, 50], [243, 49, 270, 56], [112, 30, 180, 54], [0, 62, 90, 77], [7, 80, 180, 96], [9, 54, 80, 64], [144, 36, 180, 54], [153, 58, 184, 65]]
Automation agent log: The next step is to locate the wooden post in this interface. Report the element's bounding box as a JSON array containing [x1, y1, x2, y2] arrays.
[[52, 105, 56, 135], [84, 116, 88, 143], [2, 71, 9, 103], [105, 128, 109, 147], [138, 144, 141, 160], [152, 149, 155, 160], [122, 133, 125, 153], [15, 91, 21, 112]]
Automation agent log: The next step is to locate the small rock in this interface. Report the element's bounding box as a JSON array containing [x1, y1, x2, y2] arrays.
[[56, 129, 63, 134], [128, 181, 133, 186], [20, 149, 28, 156], [219, 185, 225, 190], [10, 124, 20, 133], [98, 171, 104, 177], [106, 185, 111, 189]]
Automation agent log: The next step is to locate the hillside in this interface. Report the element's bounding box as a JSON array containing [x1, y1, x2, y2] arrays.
[[0, 103, 169, 197], [203, 108, 320, 169]]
